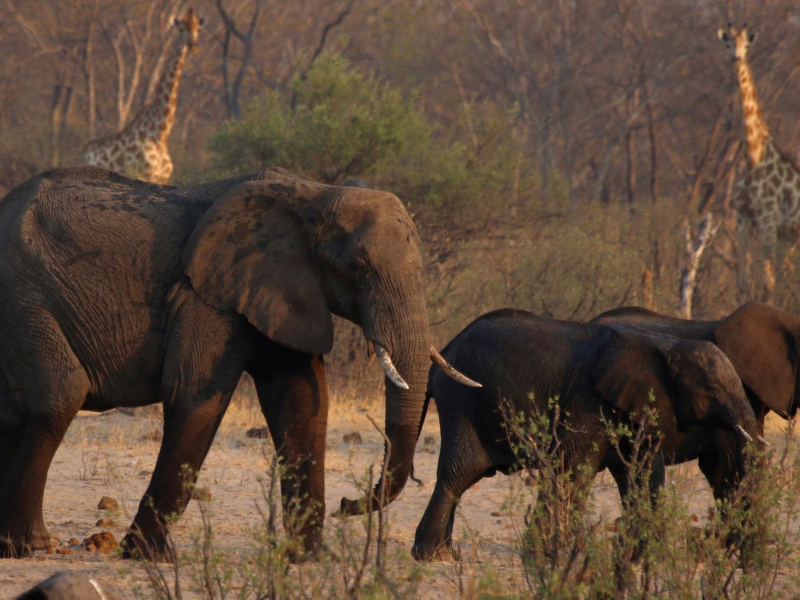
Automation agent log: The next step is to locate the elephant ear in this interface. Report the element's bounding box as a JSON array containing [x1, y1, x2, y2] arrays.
[[183, 181, 333, 355], [715, 303, 797, 418], [590, 328, 675, 427]]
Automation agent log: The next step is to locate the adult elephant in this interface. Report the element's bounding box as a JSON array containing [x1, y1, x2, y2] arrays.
[[0, 166, 475, 560], [412, 309, 758, 562], [591, 302, 793, 501]]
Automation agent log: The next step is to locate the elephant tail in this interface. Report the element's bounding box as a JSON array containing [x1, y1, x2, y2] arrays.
[[409, 389, 434, 487]]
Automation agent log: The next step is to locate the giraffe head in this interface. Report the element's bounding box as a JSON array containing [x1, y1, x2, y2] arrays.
[[173, 8, 204, 54], [717, 23, 757, 63]]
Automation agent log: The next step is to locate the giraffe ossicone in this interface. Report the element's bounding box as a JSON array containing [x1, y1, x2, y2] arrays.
[[83, 9, 204, 184]]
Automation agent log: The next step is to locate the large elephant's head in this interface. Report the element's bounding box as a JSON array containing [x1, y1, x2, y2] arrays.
[[182, 169, 468, 512], [714, 302, 800, 421], [590, 327, 759, 443]]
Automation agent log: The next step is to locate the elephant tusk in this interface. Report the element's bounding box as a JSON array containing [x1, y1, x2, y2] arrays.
[[374, 343, 409, 390], [733, 424, 753, 443], [429, 347, 482, 388], [757, 435, 770, 446]]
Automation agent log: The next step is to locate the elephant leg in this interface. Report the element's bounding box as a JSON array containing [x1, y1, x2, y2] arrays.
[[122, 304, 246, 561], [0, 427, 23, 492], [603, 446, 664, 594], [526, 440, 603, 562], [602, 451, 631, 500], [604, 447, 665, 509], [251, 353, 328, 559], [648, 450, 666, 499], [698, 431, 756, 558], [412, 422, 490, 562], [698, 432, 738, 502], [0, 421, 77, 558], [0, 315, 90, 558]]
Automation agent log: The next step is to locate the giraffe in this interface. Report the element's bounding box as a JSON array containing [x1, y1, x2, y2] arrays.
[[83, 9, 203, 184], [718, 24, 800, 298]]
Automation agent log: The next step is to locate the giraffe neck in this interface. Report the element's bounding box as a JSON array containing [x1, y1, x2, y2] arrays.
[[144, 39, 189, 145], [735, 57, 770, 166]]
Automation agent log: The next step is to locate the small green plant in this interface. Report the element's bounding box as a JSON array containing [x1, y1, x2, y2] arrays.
[[132, 424, 431, 599], [500, 396, 613, 598], [499, 391, 800, 598]]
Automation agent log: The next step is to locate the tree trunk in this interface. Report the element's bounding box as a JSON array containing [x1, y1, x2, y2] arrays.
[[679, 213, 720, 318]]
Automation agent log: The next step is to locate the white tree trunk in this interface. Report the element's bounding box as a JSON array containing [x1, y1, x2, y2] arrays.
[[679, 212, 721, 319]]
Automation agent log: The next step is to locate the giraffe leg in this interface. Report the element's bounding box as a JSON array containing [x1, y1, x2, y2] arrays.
[[762, 255, 775, 304], [761, 222, 777, 304]]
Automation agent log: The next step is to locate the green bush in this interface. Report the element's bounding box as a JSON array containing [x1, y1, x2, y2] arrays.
[[207, 55, 536, 218], [500, 396, 800, 598], [208, 55, 428, 184]]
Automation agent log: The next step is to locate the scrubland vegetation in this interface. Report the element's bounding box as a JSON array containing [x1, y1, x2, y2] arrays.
[[3, 0, 800, 597], [115, 398, 800, 599]]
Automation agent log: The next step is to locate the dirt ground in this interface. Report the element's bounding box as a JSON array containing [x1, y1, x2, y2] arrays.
[[0, 390, 794, 599]]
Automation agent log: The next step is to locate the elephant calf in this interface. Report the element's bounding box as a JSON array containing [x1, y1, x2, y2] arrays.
[[412, 309, 758, 562], [591, 301, 795, 502]]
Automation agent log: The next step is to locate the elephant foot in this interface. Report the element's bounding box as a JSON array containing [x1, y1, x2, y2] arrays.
[[411, 540, 458, 562], [723, 531, 743, 550], [337, 496, 366, 516], [120, 530, 175, 563], [0, 520, 55, 558], [282, 529, 330, 564], [285, 543, 338, 565]]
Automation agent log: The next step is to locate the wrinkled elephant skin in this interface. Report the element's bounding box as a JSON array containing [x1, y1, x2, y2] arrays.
[[412, 309, 758, 562], [592, 301, 797, 501], [0, 166, 432, 560]]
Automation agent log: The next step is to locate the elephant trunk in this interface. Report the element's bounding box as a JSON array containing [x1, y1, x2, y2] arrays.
[[707, 389, 760, 455], [338, 296, 430, 516], [720, 397, 759, 445]]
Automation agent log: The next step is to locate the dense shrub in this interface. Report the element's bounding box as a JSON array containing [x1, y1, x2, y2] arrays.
[[208, 55, 536, 219]]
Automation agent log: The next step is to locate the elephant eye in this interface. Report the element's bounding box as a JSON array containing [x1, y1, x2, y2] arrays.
[[350, 257, 370, 280]]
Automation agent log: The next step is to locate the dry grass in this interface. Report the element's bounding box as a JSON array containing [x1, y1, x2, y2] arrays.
[[12, 340, 800, 598], [25, 382, 791, 599]]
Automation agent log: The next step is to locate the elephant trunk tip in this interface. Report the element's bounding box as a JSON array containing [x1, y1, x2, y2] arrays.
[[335, 484, 399, 517], [335, 463, 412, 517]]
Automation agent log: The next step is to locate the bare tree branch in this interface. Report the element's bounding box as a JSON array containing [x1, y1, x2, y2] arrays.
[[216, 0, 265, 119], [290, 0, 358, 111]]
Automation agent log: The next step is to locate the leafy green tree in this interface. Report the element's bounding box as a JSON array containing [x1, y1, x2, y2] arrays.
[[209, 55, 429, 184], [208, 55, 536, 217]]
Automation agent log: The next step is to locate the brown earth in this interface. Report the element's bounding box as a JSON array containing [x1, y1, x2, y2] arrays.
[[0, 395, 793, 599]]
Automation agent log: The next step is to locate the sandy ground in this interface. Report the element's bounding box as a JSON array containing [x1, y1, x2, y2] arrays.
[[0, 394, 795, 598]]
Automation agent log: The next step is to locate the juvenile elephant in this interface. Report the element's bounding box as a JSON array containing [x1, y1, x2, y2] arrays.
[[0, 166, 474, 559], [412, 309, 758, 562], [592, 302, 796, 501]]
